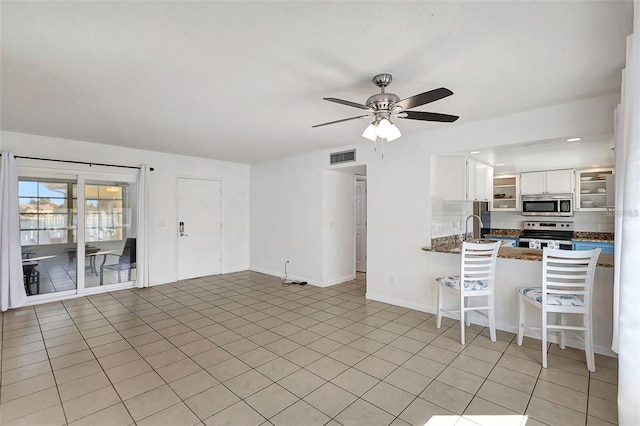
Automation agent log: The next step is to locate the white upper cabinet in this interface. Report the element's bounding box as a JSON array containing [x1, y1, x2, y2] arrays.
[[431, 156, 467, 201], [491, 175, 520, 211], [466, 159, 493, 201], [545, 169, 574, 193], [431, 156, 493, 201], [520, 172, 546, 195], [520, 169, 574, 195], [576, 168, 614, 210]]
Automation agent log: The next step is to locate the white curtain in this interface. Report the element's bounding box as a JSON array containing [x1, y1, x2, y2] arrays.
[[0, 152, 27, 311], [613, 3, 640, 425], [136, 165, 150, 288]]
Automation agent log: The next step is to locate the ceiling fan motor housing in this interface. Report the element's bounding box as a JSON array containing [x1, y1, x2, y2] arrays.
[[368, 74, 400, 111], [366, 93, 401, 111]]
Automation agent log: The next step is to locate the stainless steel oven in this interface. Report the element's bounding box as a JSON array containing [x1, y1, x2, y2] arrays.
[[518, 221, 575, 250], [522, 194, 573, 217]]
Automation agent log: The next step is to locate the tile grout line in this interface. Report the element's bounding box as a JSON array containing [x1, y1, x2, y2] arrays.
[[2, 273, 616, 426], [36, 305, 71, 426]]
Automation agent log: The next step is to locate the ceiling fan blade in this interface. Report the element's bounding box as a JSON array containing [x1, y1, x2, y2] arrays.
[[393, 87, 454, 111], [312, 115, 370, 128], [398, 111, 460, 122], [323, 98, 370, 110]]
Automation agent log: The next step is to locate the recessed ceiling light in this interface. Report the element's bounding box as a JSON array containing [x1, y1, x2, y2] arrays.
[[566, 137, 582, 142], [495, 163, 505, 166], [470, 151, 480, 154]]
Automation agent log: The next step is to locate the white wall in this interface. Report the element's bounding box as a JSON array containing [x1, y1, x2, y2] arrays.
[[322, 170, 356, 286], [1, 131, 250, 285], [250, 94, 619, 308], [249, 151, 329, 284]]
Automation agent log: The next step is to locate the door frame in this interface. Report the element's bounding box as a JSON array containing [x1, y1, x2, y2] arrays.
[[18, 165, 139, 304], [355, 176, 367, 273], [175, 176, 223, 281]]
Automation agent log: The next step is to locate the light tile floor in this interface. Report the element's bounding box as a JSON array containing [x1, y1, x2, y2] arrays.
[[0, 272, 618, 426]]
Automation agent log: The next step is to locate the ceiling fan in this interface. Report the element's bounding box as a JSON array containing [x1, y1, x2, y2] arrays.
[[312, 73, 459, 143]]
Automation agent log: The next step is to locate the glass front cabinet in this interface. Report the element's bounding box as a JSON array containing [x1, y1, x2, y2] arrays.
[[491, 175, 520, 211], [575, 168, 614, 211]]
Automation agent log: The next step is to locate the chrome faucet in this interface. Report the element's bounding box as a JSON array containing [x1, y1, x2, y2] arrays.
[[464, 214, 484, 241]]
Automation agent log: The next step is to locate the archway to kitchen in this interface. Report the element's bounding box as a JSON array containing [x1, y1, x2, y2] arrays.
[[322, 164, 367, 287]]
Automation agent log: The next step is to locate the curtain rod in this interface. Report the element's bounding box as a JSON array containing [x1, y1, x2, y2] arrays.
[[6, 155, 155, 171]]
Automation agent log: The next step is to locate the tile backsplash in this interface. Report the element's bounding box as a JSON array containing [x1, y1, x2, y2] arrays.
[[431, 197, 473, 238], [432, 198, 614, 238], [489, 210, 614, 233]]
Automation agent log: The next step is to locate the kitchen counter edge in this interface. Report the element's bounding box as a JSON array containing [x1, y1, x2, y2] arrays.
[[422, 245, 613, 268]]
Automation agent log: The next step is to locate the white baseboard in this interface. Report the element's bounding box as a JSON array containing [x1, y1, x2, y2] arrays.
[[365, 292, 617, 358], [249, 267, 322, 287], [248, 267, 354, 288], [322, 273, 356, 288], [366, 292, 435, 314]]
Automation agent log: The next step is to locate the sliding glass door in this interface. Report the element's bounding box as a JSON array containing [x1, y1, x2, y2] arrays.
[[20, 177, 78, 296], [84, 180, 137, 289], [20, 169, 138, 300]]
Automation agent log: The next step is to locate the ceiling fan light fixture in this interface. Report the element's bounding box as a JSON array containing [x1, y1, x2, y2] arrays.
[[376, 118, 392, 138], [362, 123, 378, 141], [385, 123, 401, 141]]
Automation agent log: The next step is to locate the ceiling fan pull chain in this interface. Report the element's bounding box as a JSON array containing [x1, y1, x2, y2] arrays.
[[382, 139, 385, 159]]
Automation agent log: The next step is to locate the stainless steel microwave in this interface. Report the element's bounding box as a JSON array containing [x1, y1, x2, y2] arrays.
[[521, 194, 573, 216]]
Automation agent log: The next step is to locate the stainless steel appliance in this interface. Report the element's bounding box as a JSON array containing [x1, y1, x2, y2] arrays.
[[521, 194, 573, 217], [518, 221, 574, 250], [471, 201, 490, 240]]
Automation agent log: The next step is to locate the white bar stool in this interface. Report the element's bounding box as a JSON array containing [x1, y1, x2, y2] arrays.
[[517, 247, 601, 372], [436, 240, 501, 345]]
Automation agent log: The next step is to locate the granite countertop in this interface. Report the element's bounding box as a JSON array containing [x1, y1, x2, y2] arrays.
[[572, 232, 615, 243], [422, 243, 614, 268], [483, 229, 614, 243]]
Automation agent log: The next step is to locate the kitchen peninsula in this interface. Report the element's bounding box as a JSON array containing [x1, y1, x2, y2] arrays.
[[422, 242, 614, 268], [421, 242, 615, 356]]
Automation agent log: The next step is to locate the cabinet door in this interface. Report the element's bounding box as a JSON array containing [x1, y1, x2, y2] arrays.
[[520, 172, 546, 195], [466, 159, 477, 200], [484, 164, 494, 201], [475, 163, 493, 201], [546, 169, 573, 194], [431, 156, 467, 200], [573, 241, 614, 254]]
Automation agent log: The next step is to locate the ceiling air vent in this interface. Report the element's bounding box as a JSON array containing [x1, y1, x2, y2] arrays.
[[330, 149, 356, 165]]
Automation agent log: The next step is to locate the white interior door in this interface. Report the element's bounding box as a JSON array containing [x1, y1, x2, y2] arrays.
[[177, 178, 222, 280], [355, 179, 367, 272]]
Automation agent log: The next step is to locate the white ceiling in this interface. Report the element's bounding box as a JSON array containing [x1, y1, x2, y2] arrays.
[[1, 1, 633, 164], [457, 133, 616, 175]]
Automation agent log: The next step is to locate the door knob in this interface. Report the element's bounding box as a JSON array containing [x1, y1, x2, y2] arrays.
[[179, 221, 188, 237]]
